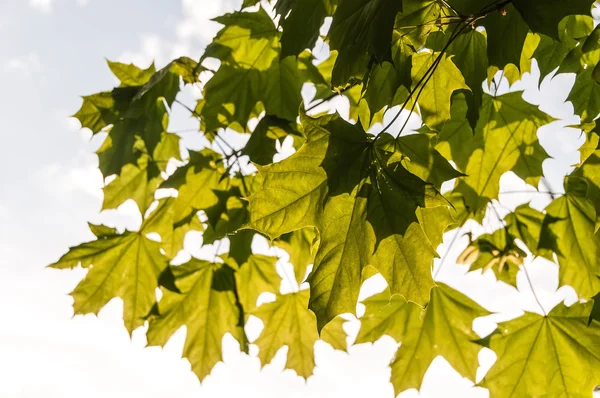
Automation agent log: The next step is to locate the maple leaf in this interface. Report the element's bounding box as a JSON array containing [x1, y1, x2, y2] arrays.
[[480, 302, 600, 397], [141, 198, 205, 260], [274, 227, 318, 285], [428, 29, 488, 126], [54, 1, 600, 393], [200, 9, 306, 131], [147, 260, 243, 381], [101, 132, 181, 214], [411, 52, 469, 131], [234, 254, 281, 313], [160, 149, 228, 225], [251, 290, 319, 379], [75, 58, 197, 178], [328, 0, 403, 86], [320, 316, 349, 352], [49, 224, 168, 334], [456, 91, 555, 214], [539, 178, 600, 299], [356, 284, 489, 395], [248, 111, 450, 328]]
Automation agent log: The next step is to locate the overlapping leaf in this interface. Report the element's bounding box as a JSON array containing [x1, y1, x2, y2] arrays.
[[147, 260, 243, 380], [102, 132, 181, 213], [160, 149, 228, 225], [329, 0, 403, 86], [200, 9, 307, 131], [54, 1, 600, 394], [411, 52, 468, 130], [456, 92, 555, 214], [74, 58, 198, 177], [234, 254, 281, 313], [247, 111, 453, 328]]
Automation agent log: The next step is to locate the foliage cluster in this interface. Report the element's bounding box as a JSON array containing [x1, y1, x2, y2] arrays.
[[52, 0, 600, 396]]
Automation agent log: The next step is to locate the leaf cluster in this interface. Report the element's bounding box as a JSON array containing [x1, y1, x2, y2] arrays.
[[52, 0, 600, 396]]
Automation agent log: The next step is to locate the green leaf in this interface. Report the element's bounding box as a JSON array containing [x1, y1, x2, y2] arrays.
[[248, 111, 446, 328], [456, 92, 555, 213], [583, 24, 600, 53], [532, 16, 594, 83], [480, 302, 600, 397], [363, 62, 400, 118], [73, 92, 123, 134], [590, 290, 600, 324], [202, 190, 248, 245], [85, 58, 193, 178], [274, 227, 318, 285], [200, 9, 305, 130], [394, 0, 444, 50], [505, 203, 550, 258], [445, 0, 495, 15], [429, 29, 488, 126], [366, 161, 443, 306], [107, 60, 155, 87], [309, 177, 371, 329], [540, 182, 600, 299], [228, 229, 257, 266], [416, 206, 456, 250], [356, 284, 488, 394], [459, 228, 525, 287], [484, 4, 530, 70], [512, 0, 594, 40], [234, 254, 281, 313], [329, 0, 403, 86], [433, 92, 475, 171], [101, 132, 180, 213], [567, 68, 600, 122], [320, 316, 348, 351], [243, 116, 302, 166], [278, 0, 329, 57], [411, 52, 469, 130], [49, 225, 168, 334], [245, 112, 367, 238], [573, 148, 600, 213], [102, 155, 161, 214], [141, 197, 204, 260], [160, 149, 227, 224], [252, 290, 319, 379], [147, 260, 243, 381], [380, 133, 464, 188]]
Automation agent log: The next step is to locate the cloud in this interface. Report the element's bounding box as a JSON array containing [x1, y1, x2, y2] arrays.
[[118, 35, 165, 68], [3, 53, 42, 80], [30, 0, 53, 13], [176, 0, 240, 44], [37, 155, 103, 200], [118, 0, 241, 68]]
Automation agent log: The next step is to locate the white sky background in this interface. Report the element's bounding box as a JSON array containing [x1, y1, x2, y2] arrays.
[[1, 1, 599, 397]]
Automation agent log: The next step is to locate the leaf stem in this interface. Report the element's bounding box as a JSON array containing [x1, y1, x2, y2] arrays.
[[523, 264, 547, 316]]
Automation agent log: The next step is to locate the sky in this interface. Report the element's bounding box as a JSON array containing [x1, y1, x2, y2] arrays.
[[0, 1, 598, 397]]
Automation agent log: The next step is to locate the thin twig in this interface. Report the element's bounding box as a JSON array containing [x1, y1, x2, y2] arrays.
[[488, 200, 547, 316], [375, 18, 470, 141], [523, 264, 547, 316], [305, 81, 359, 113], [433, 222, 463, 280], [499, 190, 562, 196]]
